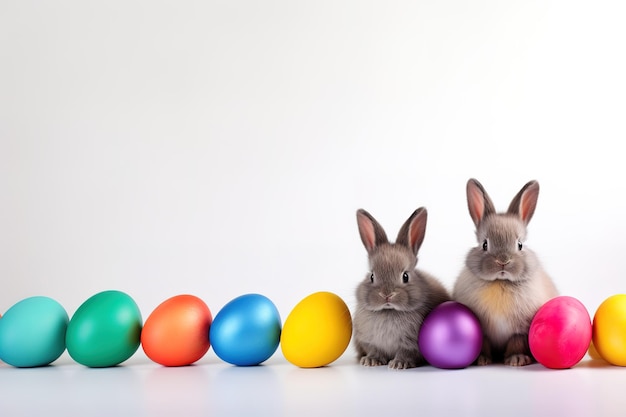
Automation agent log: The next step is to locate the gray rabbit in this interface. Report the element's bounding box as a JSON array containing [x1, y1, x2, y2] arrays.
[[453, 179, 558, 366], [353, 207, 450, 369]]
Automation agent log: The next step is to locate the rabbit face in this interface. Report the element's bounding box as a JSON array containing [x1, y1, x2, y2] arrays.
[[467, 215, 534, 282], [358, 245, 418, 312]]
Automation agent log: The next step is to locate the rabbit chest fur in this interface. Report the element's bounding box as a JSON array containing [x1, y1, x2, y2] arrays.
[[353, 307, 423, 359], [454, 262, 556, 349]]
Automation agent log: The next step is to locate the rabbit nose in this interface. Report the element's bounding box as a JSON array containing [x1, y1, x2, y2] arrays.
[[495, 258, 511, 266], [379, 292, 397, 302]]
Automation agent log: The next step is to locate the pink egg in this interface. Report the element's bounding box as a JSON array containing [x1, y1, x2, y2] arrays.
[[529, 296, 592, 369]]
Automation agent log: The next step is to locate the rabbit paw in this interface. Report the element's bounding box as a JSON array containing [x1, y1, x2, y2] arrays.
[[360, 356, 387, 367], [388, 358, 416, 370], [476, 354, 492, 366], [505, 354, 533, 366]]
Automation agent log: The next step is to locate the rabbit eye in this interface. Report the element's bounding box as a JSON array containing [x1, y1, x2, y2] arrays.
[[518, 241, 523, 251], [370, 273, 374, 283], [402, 272, 409, 283], [482, 239, 488, 251]]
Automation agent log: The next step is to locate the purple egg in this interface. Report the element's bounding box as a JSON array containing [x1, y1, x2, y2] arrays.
[[418, 301, 483, 369]]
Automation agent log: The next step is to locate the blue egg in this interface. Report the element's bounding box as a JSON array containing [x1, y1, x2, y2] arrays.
[[0, 296, 69, 367], [210, 293, 281, 366]]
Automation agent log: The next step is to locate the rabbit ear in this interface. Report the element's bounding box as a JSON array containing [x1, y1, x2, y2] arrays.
[[396, 207, 428, 256], [466, 178, 496, 227], [507, 180, 540, 224], [356, 209, 388, 253]]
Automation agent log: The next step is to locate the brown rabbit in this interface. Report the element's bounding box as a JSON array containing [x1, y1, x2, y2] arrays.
[[453, 179, 558, 366], [353, 207, 450, 369]]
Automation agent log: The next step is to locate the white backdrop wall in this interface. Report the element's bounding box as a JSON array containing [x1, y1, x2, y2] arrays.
[[1, 1, 625, 331]]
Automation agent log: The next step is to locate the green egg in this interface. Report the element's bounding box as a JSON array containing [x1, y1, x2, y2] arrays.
[[66, 290, 142, 367]]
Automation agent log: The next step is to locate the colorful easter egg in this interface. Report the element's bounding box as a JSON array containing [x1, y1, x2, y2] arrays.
[[281, 291, 352, 368], [66, 290, 142, 367], [141, 294, 212, 366], [0, 296, 69, 367], [418, 301, 482, 369], [592, 294, 626, 366], [210, 294, 281, 366], [529, 296, 592, 369]]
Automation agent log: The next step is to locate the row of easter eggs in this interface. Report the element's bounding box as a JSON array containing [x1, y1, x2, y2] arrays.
[[0, 290, 352, 368], [2, 290, 626, 369]]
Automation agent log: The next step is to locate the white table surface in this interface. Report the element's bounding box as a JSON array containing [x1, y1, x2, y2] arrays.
[[1, 351, 624, 417]]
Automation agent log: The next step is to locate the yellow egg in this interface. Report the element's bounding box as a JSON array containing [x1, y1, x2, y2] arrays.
[[592, 294, 626, 366], [281, 291, 352, 368]]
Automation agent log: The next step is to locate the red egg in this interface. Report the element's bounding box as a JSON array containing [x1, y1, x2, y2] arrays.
[[141, 295, 212, 367], [529, 296, 592, 369]]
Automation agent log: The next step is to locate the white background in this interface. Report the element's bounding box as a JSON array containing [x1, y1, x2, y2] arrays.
[[2, 1, 626, 415]]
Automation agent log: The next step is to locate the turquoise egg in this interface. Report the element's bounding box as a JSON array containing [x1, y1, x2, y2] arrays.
[[66, 290, 142, 367], [0, 296, 69, 367], [210, 293, 281, 366]]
